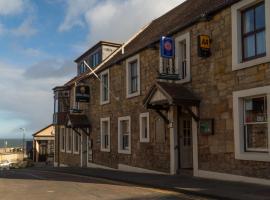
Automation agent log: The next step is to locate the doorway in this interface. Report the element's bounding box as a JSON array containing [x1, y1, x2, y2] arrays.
[[178, 115, 193, 171]]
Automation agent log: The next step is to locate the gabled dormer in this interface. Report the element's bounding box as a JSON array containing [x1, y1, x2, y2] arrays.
[[75, 41, 121, 75]]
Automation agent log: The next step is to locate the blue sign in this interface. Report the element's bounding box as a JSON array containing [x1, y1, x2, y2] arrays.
[[160, 36, 174, 58]]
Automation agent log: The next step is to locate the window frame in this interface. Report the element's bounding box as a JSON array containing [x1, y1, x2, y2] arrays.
[[175, 32, 191, 83], [241, 2, 266, 62], [100, 69, 110, 105], [73, 130, 80, 154], [100, 117, 111, 152], [232, 0, 270, 70], [60, 127, 65, 152], [118, 116, 131, 154], [66, 128, 72, 153], [126, 55, 140, 98], [140, 112, 150, 143], [233, 86, 270, 162]]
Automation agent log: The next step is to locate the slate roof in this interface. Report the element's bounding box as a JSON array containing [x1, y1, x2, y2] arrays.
[[57, 0, 240, 88], [66, 114, 91, 128]]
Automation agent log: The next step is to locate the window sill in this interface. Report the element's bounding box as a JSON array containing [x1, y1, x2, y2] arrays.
[[66, 150, 72, 154], [140, 139, 150, 143], [235, 152, 270, 162], [60, 149, 65, 153], [233, 55, 270, 71], [73, 151, 80, 155], [101, 148, 110, 152], [118, 149, 131, 154], [100, 100, 110, 105], [127, 92, 140, 99]]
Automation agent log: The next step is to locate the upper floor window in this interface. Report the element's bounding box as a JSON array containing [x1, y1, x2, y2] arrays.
[[175, 32, 191, 83], [78, 62, 87, 75], [100, 70, 110, 105], [91, 52, 101, 67], [126, 55, 140, 98], [242, 3, 266, 61], [232, 0, 270, 70]]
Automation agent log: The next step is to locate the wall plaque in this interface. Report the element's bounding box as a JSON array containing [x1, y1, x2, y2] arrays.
[[199, 119, 214, 135], [198, 35, 211, 58]]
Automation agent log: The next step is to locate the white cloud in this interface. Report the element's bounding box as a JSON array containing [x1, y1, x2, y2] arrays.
[[11, 17, 38, 37], [0, 60, 75, 138], [0, 0, 25, 15], [60, 0, 185, 46]]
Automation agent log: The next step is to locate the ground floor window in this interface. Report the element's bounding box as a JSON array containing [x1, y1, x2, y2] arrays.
[[73, 130, 80, 154], [100, 117, 110, 152], [233, 86, 270, 162], [118, 116, 131, 154], [140, 113, 150, 142], [66, 128, 72, 153], [60, 127, 65, 152]]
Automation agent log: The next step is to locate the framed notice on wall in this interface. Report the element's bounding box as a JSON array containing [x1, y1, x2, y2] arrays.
[[199, 119, 214, 135]]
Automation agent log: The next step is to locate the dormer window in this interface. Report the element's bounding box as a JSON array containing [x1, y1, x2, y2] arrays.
[[91, 52, 101, 67], [78, 62, 87, 75]]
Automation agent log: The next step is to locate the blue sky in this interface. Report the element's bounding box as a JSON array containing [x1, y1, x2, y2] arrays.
[[0, 0, 184, 138]]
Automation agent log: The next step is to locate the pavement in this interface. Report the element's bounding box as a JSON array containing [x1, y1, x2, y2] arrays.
[[0, 168, 213, 200], [32, 165, 270, 200]]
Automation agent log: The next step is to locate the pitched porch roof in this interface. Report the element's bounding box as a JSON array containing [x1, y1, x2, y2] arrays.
[[143, 82, 200, 108], [66, 114, 91, 129]]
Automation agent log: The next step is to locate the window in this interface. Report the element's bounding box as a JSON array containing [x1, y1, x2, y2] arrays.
[[118, 116, 131, 154], [100, 70, 110, 105], [126, 55, 140, 98], [175, 32, 191, 82], [66, 128, 72, 153], [140, 113, 150, 142], [155, 116, 166, 143], [91, 52, 101, 67], [232, 0, 270, 70], [60, 127, 65, 152], [233, 86, 270, 162], [100, 117, 110, 152], [242, 3, 266, 61], [78, 62, 87, 75], [73, 130, 80, 154]]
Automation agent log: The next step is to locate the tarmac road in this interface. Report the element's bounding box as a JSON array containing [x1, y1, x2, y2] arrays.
[[0, 168, 213, 200]]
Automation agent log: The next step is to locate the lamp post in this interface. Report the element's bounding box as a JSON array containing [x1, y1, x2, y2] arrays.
[[19, 128, 25, 158]]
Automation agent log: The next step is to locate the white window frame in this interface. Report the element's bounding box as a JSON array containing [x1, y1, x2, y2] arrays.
[[175, 32, 191, 83], [100, 69, 110, 105], [100, 117, 110, 152], [60, 127, 65, 152], [66, 128, 72, 153], [233, 86, 270, 162], [232, 0, 270, 70], [140, 112, 150, 143], [118, 116, 131, 154], [126, 55, 140, 98], [73, 130, 80, 154]]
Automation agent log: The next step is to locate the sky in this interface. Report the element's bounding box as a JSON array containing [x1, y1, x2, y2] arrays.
[[0, 0, 184, 139]]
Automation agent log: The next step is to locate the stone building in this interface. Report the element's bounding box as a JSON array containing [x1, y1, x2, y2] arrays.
[[53, 0, 270, 185]]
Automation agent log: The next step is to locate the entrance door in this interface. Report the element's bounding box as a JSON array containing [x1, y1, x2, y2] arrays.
[[179, 117, 193, 169]]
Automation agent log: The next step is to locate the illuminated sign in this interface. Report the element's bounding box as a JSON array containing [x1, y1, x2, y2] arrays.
[[160, 36, 174, 58], [198, 35, 211, 58]]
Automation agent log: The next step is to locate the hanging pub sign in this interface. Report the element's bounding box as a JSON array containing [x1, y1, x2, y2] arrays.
[[76, 85, 90, 103], [160, 36, 175, 58], [198, 35, 211, 58], [199, 119, 214, 135]]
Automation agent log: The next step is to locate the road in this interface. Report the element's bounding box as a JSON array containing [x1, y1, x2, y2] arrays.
[[0, 168, 213, 200]]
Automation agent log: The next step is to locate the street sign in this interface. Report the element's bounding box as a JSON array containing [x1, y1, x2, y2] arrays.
[[160, 36, 174, 58]]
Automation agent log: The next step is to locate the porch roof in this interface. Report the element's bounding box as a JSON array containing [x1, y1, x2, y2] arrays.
[[66, 114, 91, 129], [143, 82, 200, 108]]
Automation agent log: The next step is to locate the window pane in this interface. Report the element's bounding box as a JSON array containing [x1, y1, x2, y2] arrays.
[[245, 124, 268, 151], [256, 31, 266, 55], [243, 9, 254, 34], [255, 4, 265, 29], [244, 35, 255, 59], [245, 96, 267, 123]]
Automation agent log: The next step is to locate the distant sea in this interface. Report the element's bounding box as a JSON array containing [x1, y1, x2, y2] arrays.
[[0, 139, 32, 148]]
